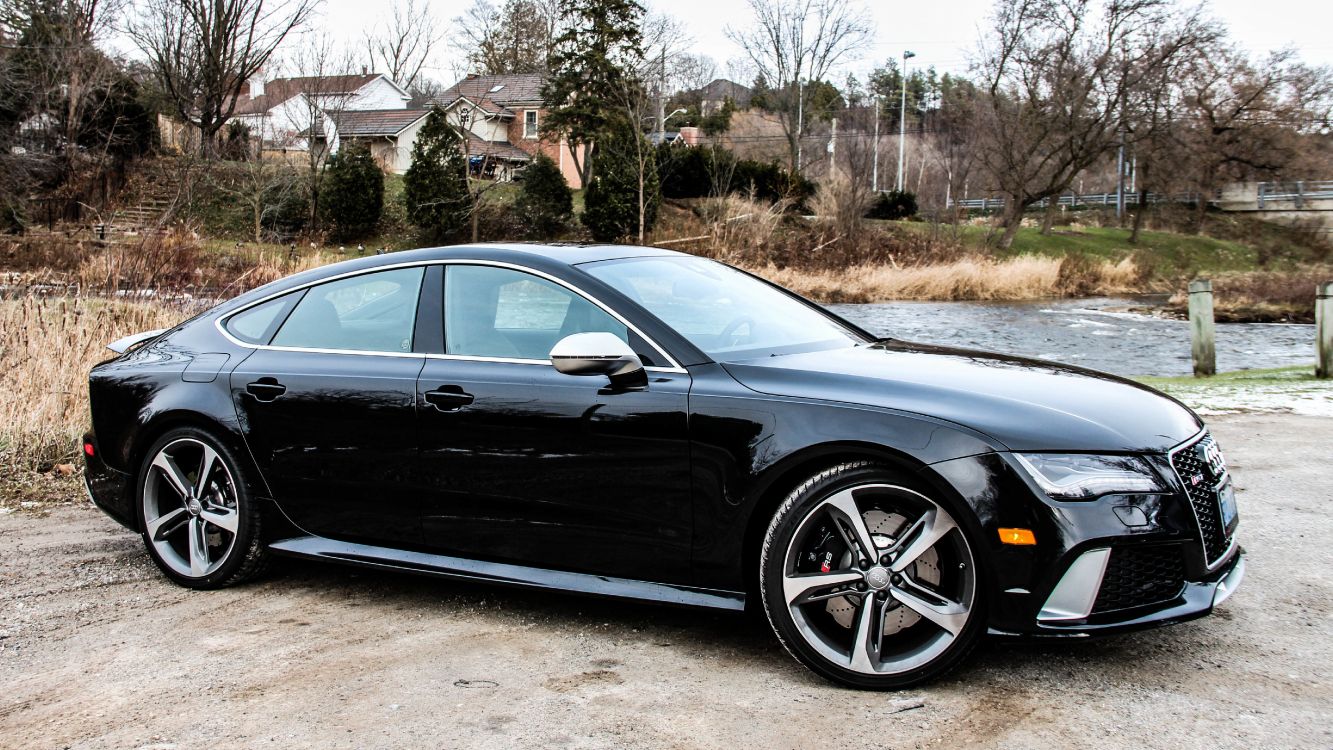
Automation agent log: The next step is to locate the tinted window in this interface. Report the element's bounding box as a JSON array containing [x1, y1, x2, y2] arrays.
[[225, 295, 293, 344], [445, 265, 627, 360], [583, 256, 866, 359], [271, 267, 425, 353]]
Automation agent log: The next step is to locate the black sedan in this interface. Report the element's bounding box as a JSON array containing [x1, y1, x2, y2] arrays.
[[83, 243, 1244, 689]]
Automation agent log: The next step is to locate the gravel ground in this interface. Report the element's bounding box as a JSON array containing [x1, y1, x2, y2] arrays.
[[1, 413, 1329, 749]]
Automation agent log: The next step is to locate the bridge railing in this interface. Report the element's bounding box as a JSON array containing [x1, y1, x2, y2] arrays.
[[1257, 181, 1333, 208], [951, 191, 1205, 211]]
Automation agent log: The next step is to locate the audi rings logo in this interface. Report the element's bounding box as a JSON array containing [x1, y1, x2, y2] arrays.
[[1203, 441, 1227, 477]]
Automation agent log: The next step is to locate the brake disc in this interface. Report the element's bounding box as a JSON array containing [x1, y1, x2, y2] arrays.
[[826, 509, 941, 635]]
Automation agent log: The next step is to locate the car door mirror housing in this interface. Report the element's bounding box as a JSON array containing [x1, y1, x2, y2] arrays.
[[550, 332, 646, 385]]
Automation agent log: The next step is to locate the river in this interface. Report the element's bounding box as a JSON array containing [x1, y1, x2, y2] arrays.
[[830, 296, 1317, 378]]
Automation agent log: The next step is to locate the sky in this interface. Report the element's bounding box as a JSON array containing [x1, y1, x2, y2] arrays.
[[293, 0, 1333, 85]]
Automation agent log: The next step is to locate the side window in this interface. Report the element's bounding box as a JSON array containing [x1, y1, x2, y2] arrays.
[[225, 294, 295, 344], [444, 265, 628, 360], [271, 267, 425, 353]]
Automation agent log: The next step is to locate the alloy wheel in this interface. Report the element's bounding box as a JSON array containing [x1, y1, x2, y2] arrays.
[[142, 437, 241, 578], [780, 482, 976, 676]]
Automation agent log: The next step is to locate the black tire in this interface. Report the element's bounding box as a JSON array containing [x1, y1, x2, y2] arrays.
[[135, 426, 269, 589], [760, 462, 986, 689]]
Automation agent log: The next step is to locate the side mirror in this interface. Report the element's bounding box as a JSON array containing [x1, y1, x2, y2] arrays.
[[550, 332, 646, 387]]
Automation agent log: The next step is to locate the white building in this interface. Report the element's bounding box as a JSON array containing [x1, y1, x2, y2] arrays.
[[228, 74, 412, 157]]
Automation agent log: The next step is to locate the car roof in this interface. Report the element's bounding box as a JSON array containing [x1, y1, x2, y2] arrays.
[[387, 242, 685, 266], [219, 243, 689, 313]]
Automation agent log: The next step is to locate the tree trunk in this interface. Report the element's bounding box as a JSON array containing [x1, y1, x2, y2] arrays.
[[1040, 200, 1058, 235], [253, 203, 262, 244], [1130, 188, 1149, 244], [1192, 194, 1208, 235], [471, 194, 480, 242], [996, 199, 1025, 249]]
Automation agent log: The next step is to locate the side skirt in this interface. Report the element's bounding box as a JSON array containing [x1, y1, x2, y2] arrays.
[[268, 535, 747, 611]]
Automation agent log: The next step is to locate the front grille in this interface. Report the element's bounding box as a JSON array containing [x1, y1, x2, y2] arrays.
[[1092, 545, 1186, 614], [1170, 432, 1231, 565]]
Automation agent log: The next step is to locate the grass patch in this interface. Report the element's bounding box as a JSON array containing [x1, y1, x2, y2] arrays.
[[1135, 366, 1322, 388], [1133, 366, 1333, 417]]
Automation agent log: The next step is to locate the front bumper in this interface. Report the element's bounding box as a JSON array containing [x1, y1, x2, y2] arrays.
[[991, 547, 1245, 639]]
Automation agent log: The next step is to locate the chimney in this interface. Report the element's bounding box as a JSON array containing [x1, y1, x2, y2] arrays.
[[679, 126, 701, 147], [466, 72, 479, 80]]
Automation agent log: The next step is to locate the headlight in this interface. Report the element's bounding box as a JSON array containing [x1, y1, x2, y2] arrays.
[[1014, 453, 1167, 500]]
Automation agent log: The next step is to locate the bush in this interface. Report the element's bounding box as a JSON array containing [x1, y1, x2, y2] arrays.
[[583, 126, 660, 242], [866, 190, 918, 220], [515, 154, 573, 239], [322, 144, 384, 241], [403, 108, 469, 240], [655, 144, 814, 207]]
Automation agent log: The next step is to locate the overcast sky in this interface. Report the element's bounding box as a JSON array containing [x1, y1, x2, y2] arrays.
[[307, 0, 1333, 86]]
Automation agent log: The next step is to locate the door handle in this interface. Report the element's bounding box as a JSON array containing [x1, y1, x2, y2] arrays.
[[245, 377, 287, 402], [424, 386, 474, 412]]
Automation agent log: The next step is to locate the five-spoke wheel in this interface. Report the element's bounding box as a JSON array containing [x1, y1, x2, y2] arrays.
[[137, 428, 267, 588], [762, 463, 983, 689]]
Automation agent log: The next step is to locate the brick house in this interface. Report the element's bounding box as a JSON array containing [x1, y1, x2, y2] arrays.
[[431, 73, 586, 188]]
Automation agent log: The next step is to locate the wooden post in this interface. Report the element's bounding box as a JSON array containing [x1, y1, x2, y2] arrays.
[[1189, 279, 1216, 377], [1318, 282, 1332, 379]]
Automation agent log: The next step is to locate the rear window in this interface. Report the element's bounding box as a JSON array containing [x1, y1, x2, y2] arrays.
[[225, 295, 295, 344]]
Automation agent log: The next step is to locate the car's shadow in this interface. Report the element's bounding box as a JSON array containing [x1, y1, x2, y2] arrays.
[[262, 555, 1220, 691]]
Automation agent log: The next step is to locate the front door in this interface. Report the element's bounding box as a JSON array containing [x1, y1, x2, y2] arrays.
[[230, 266, 427, 545], [415, 264, 693, 583]]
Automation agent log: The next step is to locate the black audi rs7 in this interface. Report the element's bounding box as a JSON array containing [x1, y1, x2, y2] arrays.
[[83, 243, 1244, 689]]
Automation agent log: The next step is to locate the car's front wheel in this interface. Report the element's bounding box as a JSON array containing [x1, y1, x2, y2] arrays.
[[760, 462, 984, 689], [136, 427, 268, 589]]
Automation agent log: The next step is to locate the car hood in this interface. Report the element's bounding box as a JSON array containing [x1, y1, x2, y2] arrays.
[[721, 340, 1201, 453]]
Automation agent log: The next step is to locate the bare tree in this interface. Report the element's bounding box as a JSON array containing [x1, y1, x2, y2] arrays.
[[725, 0, 873, 173], [287, 33, 359, 232], [971, 0, 1210, 247], [1173, 46, 1333, 232], [363, 0, 437, 93], [127, 0, 315, 158], [215, 154, 301, 243], [452, 0, 558, 76]]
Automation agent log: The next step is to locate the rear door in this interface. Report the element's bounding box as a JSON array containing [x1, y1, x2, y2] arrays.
[[229, 265, 428, 546]]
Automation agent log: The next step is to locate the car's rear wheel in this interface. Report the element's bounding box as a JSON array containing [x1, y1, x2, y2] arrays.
[[760, 462, 984, 689], [136, 427, 268, 589]]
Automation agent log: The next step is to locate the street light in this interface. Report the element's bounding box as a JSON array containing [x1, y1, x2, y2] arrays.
[[663, 108, 687, 125], [896, 50, 916, 193]]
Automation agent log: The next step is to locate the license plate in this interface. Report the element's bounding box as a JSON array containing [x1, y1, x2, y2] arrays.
[[1218, 480, 1239, 533]]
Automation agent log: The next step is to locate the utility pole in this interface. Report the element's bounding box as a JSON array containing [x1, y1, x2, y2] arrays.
[[872, 96, 880, 192], [796, 78, 804, 171], [657, 50, 666, 140], [896, 50, 915, 192], [829, 117, 837, 162]]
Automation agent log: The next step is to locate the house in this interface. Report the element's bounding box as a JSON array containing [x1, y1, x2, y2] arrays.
[[228, 73, 412, 157], [697, 79, 753, 115], [429, 73, 585, 187], [328, 109, 433, 173]]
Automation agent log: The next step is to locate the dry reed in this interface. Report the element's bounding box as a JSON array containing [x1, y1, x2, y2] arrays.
[[0, 296, 191, 501], [749, 254, 1147, 303]]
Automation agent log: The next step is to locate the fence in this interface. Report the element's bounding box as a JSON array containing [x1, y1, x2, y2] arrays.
[[954, 181, 1333, 212], [951, 191, 1207, 211]]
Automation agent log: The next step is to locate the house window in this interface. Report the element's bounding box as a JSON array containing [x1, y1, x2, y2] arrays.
[[459, 107, 472, 127], [524, 110, 538, 139]]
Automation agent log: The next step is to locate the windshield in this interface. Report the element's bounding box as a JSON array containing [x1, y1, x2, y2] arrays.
[[582, 256, 869, 360]]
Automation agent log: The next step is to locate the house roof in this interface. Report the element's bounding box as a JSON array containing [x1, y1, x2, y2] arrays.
[[431, 73, 546, 112], [332, 108, 431, 136], [697, 78, 753, 105], [231, 74, 404, 116], [464, 131, 531, 162]]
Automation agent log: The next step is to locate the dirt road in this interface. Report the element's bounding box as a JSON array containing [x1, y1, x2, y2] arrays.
[[2, 413, 1330, 749]]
